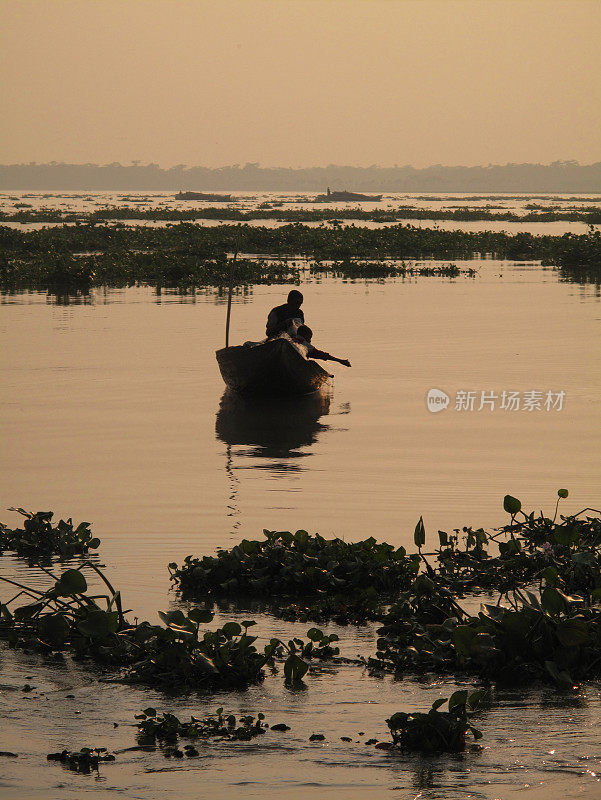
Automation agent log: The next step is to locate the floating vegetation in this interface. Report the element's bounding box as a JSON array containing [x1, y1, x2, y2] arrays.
[[433, 492, 601, 595], [127, 611, 276, 691], [46, 747, 115, 773], [0, 549, 341, 692], [135, 707, 270, 749], [0, 509, 100, 562], [2, 493, 601, 698], [370, 574, 601, 686], [386, 689, 484, 753], [277, 591, 383, 625], [1, 205, 599, 224], [1, 223, 599, 290], [169, 528, 419, 620]]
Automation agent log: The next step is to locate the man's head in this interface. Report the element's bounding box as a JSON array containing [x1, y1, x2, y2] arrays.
[[296, 325, 313, 342], [287, 289, 303, 309]]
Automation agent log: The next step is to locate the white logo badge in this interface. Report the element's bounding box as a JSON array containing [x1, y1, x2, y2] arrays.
[[427, 388, 450, 413]]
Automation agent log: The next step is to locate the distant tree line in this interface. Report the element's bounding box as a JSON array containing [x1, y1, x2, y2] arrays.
[[0, 160, 599, 192]]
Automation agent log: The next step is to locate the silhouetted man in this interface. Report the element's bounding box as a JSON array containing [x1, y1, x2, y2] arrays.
[[265, 290, 304, 338]]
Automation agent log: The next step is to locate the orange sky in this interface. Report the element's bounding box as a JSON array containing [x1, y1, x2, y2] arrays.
[[1, 0, 600, 167]]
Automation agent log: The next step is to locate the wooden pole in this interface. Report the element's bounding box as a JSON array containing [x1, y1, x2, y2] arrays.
[[225, 232, 240, 348]]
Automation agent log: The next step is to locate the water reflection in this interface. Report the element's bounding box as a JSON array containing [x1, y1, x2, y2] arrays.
[[215, 388, 331, 460]]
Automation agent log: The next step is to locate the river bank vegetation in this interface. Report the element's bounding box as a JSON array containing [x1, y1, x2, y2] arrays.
[[1, 491, 600, 759], [1, 222, 599, 291]]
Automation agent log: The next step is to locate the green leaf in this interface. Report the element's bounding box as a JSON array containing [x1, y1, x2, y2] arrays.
[[431, 698, 447, 711], [307, 628, 324, 641], [557, 489, 569, 499], [39, 613, 70, 642], [556, 617, 589, 647], [544, 660, 573, 687], [283, 654, 308, 684], [541, 566, 559, 586], [54, 569, 87, 595], [195, 652, 217, 672], [503, 495, 521, 515], [187, 608, 214, 624], [88, 537, 101, 549], [77, 609, 118, 638], [414, 516, 426, 549], [553, 525, 580, 546], [452, 625, 476, 655], [541, 586, 567, 615], [221, 621, 242, 638], [467, 689, 486, 710], [448, 690, 469, 712], [294, 530, 309, 546]]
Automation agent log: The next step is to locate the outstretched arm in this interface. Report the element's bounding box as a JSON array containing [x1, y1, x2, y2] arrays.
[[309, 348, 351, 367]]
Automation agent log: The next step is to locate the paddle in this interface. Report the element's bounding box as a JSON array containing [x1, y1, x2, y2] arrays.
[[224, 231, 240, 348]]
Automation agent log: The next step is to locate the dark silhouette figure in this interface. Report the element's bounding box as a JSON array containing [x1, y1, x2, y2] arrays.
[[294, 325, 351, 368], [266, 290, 304, 338]]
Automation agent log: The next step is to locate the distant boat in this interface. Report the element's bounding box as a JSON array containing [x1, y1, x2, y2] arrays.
[[175, 191, 232, 201], [314, 187, 383, 203], [216, 335, 330, 396]]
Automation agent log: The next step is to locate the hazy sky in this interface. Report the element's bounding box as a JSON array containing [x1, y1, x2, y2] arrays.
[[1, 0, 600, 167]]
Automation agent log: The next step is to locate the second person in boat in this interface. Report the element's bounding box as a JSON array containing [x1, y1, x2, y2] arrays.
[[293, 325, 351, 368]]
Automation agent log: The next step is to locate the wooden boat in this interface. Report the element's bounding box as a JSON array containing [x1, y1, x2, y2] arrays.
[[215, 335, 331, 396], [175, 191, 232, 201], [314, 188, 383, 203]]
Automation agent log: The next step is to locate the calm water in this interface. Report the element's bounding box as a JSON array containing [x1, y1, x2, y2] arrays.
[[2, 189, 600, 235], [1, 258, 601, 798]]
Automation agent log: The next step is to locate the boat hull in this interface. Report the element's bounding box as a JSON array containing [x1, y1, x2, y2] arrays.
[[314, 191, 383, 202], [216, 336, 330, 396]]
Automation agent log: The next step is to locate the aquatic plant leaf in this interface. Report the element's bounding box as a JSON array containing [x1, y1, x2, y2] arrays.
[[541, 586, 567, 615], [187, 608, 214, 624], [39, 613, 70, 642], [556, 617, 589, 647], [77, 610, 118, 638], [447, 690, 468, 712], [544, 660, 573, 686], [55, 569, 87, 595], [221, 622, 242, 638], [414, 517, 426, 549], [503, 495, 521, 515], [557, 489, 569, 499], [284, 654, 308, 684], [541, 566, 559, 586], [466, 689, 486, 710], [552, 525, 580, 546]]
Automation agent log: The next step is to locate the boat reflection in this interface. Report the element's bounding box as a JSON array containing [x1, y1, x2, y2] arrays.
[[215, 388, 331, 461]]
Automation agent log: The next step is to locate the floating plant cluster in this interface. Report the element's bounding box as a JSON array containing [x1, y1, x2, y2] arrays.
[[1, 222, 599, 290], [170, 528, 419, 607], [386, 690, 484, 753], [1, 204, 600, 225], [2, 490, 601, 758], [0, 509, 101, 562]]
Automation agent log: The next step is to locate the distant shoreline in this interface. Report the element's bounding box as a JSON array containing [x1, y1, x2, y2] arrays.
[[1, 161, 599, 192]]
